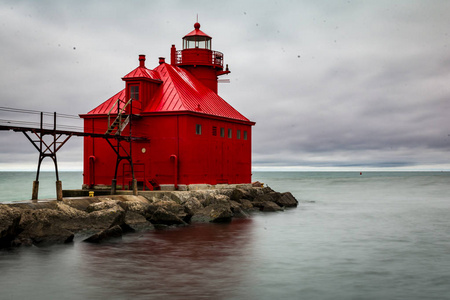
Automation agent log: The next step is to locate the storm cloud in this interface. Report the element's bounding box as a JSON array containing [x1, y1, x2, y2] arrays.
[[1, 0, 449, 171]]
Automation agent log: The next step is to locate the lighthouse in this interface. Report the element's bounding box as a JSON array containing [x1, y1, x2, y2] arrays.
[[80, 22, 255, 191]]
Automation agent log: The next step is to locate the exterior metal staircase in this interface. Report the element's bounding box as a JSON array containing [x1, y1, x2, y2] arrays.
[[106, 98, 133, 135]]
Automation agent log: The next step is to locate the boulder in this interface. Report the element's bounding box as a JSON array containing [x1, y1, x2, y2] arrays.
[[182, 197, 203, 215], [191, 203, 233, 223], [253, 193, 275, 204], [149, 207, 186, 226], [16, 223, 74, 247], [234, 198, 254, 210], [260, 201, 283, 212], [124, 198, 154, 216], [84, 225, 123, 243], [0, 205, 22, 248], [86, 199, 127, 213], [230, 201, 250, 218], [275, 192, 298, 207], [124, 212, 154, 232], [15, 209, 75, 246], [230, 188, 246, 201], [87, 205, 126, 230]]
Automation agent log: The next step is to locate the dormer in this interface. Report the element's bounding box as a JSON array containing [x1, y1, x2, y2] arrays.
[[122, 55, 163, 112]]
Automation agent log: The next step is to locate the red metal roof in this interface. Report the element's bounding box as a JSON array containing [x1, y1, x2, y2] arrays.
[[84, 63, 251, 123], [86, 89, 125, 115], [183, 22, 211, 39], [123, 66, 161, 82]]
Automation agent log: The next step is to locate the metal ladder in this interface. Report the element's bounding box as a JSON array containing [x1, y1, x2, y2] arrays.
[[105, 98, 133, 135]]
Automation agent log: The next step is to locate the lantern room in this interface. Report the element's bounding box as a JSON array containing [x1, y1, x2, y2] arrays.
[[171, 22, 229, 93], [182, 22, 212, 50]]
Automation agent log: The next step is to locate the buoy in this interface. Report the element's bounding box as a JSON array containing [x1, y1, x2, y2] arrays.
[[89, 191, 94, 197], [360, 172, 362, 175]]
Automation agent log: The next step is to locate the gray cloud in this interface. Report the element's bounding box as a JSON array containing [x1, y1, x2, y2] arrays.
[[1, 0, 449, 171]]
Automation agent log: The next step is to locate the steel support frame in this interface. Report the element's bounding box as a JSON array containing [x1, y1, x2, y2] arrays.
[[105, 100, 138, 196], [22, 112, 72, 201]]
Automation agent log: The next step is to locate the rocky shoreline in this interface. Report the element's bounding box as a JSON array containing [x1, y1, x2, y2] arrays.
[[0, 185, 298, 248]]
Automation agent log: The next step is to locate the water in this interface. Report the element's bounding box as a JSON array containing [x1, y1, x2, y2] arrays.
[[0, 171, 83, 202], [1, 171, 450, 299]]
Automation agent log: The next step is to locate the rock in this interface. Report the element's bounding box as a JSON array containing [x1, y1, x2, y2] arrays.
[[275, 192, 298, 207], [253, 193, 275, 204], [1, 187, 298, 248], [54, 202, 90, 231], [260, 201, 283, 212], [230, 188, 256, 201], [191, 203, 233, 223], [234, 198, 254, 210], [153, 197, 187, 218], [19, 224, 74, 246], [15, 209, 74, 247], [87, 206, 126, 230], [86, 199, 126, 213], [124, 199, 153, 215], [230, 188, 245, 201], [124, 212, 154, 232], [182, 197, 203, 214], [230, 201, 250, 218], [189, 190, 216, 207], [149, 207, 186, 226], [61, 197, 100, 211], [84, 225, 123, 243], [210, 194, 231, 206], [0, 205, 22, 248]]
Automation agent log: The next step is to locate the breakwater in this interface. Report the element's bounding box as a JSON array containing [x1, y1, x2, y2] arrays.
[[0, 185, 298, 248]]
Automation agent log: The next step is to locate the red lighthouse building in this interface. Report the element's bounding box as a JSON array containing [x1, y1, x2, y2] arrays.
[[80, 22, 255, 191]]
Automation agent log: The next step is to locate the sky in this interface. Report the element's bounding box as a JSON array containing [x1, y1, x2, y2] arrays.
[[0, 0, 449, 172]]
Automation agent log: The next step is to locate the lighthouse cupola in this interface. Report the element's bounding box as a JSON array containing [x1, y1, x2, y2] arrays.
[[183, 22, 212, 50], [170, 22, 230, 94]]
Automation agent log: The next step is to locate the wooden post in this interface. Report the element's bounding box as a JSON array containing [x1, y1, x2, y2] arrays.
[[111, 179, 117, 195], [132, 179, 138, 196], [56, 180, 63, 201], [32, 180, 39, 200]]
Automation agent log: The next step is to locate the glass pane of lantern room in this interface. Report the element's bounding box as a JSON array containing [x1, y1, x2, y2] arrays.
[[198, 40, 206, 49]]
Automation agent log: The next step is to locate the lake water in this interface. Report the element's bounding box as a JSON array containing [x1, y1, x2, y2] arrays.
[[1, 171, 450, 299]]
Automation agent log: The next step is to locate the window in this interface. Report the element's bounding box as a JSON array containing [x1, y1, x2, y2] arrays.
[[212, 126, 217, 136], [196, 124, 202, 135], [220, 127, 225, 137], [228, 128, 232, 138], [244, 131, 248, 140], [237, 130, 241, 139], [130, 85, 139, 100]]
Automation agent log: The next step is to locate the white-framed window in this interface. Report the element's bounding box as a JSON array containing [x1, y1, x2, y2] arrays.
[[196, 124, 202, 135], [130, 85, 139, 100]]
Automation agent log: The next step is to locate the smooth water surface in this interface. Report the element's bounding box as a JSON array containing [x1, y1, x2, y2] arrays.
[[0, 171, 82, 202], [1, 172, 450, 299]]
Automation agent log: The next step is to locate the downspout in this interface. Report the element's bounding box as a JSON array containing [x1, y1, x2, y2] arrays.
[[170, 154, 178, 190], [89, 156, 96, 187]]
